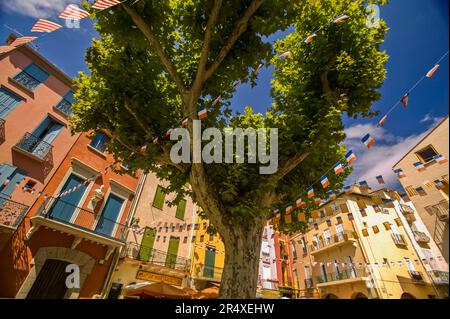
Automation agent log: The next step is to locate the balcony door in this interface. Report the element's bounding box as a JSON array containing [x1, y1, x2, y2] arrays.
[[48, 174, 87, 222], [31, 116, 63, 157], [138, 227, 155, 262], [95, 193, 124, 238], [203, 246, 216, 278], [165, 236, 180, 269]]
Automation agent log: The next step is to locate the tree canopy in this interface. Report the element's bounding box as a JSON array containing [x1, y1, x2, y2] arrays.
[[71, 0, 388, 297]]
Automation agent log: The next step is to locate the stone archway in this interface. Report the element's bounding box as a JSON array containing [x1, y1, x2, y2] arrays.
[[352, 292, 368, 299], [15, 246, 95, 299], [401, 292, 416, 299]]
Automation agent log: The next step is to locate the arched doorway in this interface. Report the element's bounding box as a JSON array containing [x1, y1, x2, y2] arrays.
[[352, 292, 368, 299], [401, 292, 416, 299], [26, 259, 70, 299], [324, 293, 339, 299]]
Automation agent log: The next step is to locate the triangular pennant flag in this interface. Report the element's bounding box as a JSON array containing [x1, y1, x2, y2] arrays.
[[304, 33, 317, 43], [9, 37, 37, 47], [31, 19, 62, 33], [378, 115, 387, 127], [59, 4, 90, 20], [401, 93, 410, 108], [426, 64, 440, 78], [92, 0, 121, 10], [333, 14, 349, 23]]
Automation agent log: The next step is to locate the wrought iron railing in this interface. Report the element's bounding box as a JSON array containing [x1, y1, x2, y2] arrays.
[[310, 230, 356, 252], [0, 196, 29, 228], [15, 132, 53, 161], [400, 204, 415, 215], [427, 270, 449, 285], [0, 118, 5, 144], [55, 99, 72, 116], [122, 242, 191, 271], [391, 233, 407, 246], [429, 200, 449, 222], [412, 231, 430, 244], [37, 197, 127, 242], [408, 270, 424, 282], [13, 72, 40, 91], [316, 268, 367, 284]]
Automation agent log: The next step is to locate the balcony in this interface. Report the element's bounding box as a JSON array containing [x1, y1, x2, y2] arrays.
[[408, 270, 424, 282], [191, 263, 223, 282], [427, 270, 449, 285], [0, 118, 5, 144], [412, 231, 430, 244], [391, 233, 407, 246], [0, 196, 29, 228], [310, 230, 357, 255], [400, 204, 416, 221], [27, 197, 127, 250], [304, 278, 314, 289], [13, 132, 53, 162], [429, 201, 449, 222], [122, 242, 191, 272], [54, 99, 73, 116], [316, 268, 368, 287], [12, 72, 40, 92]]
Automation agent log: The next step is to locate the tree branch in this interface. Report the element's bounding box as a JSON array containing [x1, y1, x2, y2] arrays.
[[123, 3, 186, 93], [268, 152, 310, 184], [204, 0, 265, 81], [123, 97, 153, 136], [192, 0, 223, 92]]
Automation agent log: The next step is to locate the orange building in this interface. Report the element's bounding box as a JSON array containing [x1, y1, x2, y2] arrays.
[[273, 231, 295, 297], [0, 35, 142, 298]]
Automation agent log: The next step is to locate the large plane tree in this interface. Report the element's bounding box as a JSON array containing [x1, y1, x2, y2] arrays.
[[72, 0, 388, 298]]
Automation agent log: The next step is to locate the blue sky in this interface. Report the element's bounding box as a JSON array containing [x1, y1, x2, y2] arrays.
[[0, 0, 448, 189]]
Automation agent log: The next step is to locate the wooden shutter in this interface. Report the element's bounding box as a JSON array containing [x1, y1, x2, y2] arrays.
[[325, 206, 333, 216], [153, 185, 166, 209], [165, 236, 180, 268], [175, 199, 186, 220], [138, 227, 156, 262], [357, 200, 367, 209], [339, 203, 349, 213]]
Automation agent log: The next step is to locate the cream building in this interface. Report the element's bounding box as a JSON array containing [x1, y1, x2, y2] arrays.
[[393, 115, 449, 263], [104, 173, 197, 298], [290, 185, 443, 299]]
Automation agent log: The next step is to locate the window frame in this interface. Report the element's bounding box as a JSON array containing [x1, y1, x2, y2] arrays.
[[89, 132, 110, 153], [415, 144, 439, 164], [13, 63, 50, 92]]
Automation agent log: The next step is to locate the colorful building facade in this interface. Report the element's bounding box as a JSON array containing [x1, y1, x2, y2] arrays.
[[105, 172, 197, 298], [257, 225, 280, 298], [290, 185, 443, 299], [393, 115, 449, 263]]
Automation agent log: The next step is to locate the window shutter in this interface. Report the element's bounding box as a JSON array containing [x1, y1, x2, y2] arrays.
[[153, 186, 166, 209], [405, 186, 418, 197], [175, 199, 186, 220], [357, 200, 367, 209], [339, 203, 349, 213], [24, 63, 49, 83]]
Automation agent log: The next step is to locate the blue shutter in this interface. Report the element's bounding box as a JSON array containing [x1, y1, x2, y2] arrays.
[[0, 163, 18, 194], [64, 90, 74, 104], [0, 88, 22, 118], [24, 63, 49, 83], [95, 194, 124, 237]]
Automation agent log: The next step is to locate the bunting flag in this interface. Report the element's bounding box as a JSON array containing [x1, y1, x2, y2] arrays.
[[296, 196, 306, 208], [31, 19, 62, 33], [279, 51, 292, 58], [416, 186, 427, 196], [284, 214, 292, 224], [384, 199, 395, 208], [434, 179, 445, 190], [333, 14, 349, 23], [373, 205, 382, 213], [213, 95, 222, 106], [347, 212, 354, 221], [59, 4, 90, 20], [9, 36, 38, 47], [344, 185, 353, 195], [376, 175, 385, 184], [333, 162, 344, 175], [297, 212, 306, 222], [345, 150, 357, 164], [413, 161, 426, 172], [181, 116, 189, 126], [320, 175, 330, 189], [139, 144, 148, 152], [433, 154, 448, 164], [393, 168, 406, 178], [426, 64, 440, 78], [92, 0, 121, 10], [253, 64, 263, 76], [424, 180, 434, 188], [285, 204, 293, 214], [361, 133, 375, 149], [400, 192, 411, 202], [401, 93, 410, 108], [0, 46, 15, 54], [152, 136, 159, 145], [327, 190, 336, 200], [307, 186, 315, 198], [359, 180, 369, 189], [313, 197, 321, 205], [378, 115, 388, 127], [197, 106, 207, 119], [165, 127, 173, 137], [304, 33, 317, 43]]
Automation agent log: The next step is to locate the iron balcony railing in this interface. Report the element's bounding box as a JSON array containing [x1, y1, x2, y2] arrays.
[[37, 197, 127, 242], [430, 200, 449, 222], [54, 99, 72, 116], [316, 268, 367, 284], [304, 278, 314, 289], [0, 118, 5, 144], [427, 270, 449, 285], [310, 230, 356, 252], [412, 230, 430, 244], [391, 233, 407, 246], [13, 72, 40, 91], [122, 242, 191, 272], [0, 196, 29, 228], [15, 132, 53, 161], [408, 270, 424, 282]]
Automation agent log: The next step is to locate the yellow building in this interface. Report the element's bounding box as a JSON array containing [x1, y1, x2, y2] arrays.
[[393, 115, 449, 262], [290, 185, 440, 299], [189, 210, 225, 290]]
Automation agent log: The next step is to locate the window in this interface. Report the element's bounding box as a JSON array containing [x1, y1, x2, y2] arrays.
[[55, 90, 74, 116], [324, 229, 332, 245], [175, 199, 186, 220], [90, 132, 110, 153], [13, 63, 49, 91], [0, 163, 26, 197], [357, 200, 367, 210], [416, 145, 438, 163], [0, 88, 22, 118], [405, 186, 419, 197], [152, 185, 166, 209]]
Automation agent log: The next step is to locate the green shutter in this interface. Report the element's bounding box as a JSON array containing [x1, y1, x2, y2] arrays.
[[203, 247, 216, 278], [153, 185, 166, 209], [138, 228, 156, 262], [165, 237, 180, 268], [175, 199, 186, 220]]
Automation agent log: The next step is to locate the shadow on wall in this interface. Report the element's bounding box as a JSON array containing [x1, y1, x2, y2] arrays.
[[11, 150, 54, 184]]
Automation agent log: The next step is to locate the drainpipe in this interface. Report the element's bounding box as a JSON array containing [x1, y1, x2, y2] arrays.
[[100, 172, 147, 298]]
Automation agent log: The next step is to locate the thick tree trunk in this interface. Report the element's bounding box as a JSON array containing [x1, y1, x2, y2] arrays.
[[219, 221, 264, 299]]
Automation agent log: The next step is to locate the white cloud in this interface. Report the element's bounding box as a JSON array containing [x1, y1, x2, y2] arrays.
[[420, 113, 444, 127], [343, 122, 436, 190], [0, 0, 75, 19]]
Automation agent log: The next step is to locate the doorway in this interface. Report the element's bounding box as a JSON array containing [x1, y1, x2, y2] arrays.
[[26, 259, 71, 299]]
